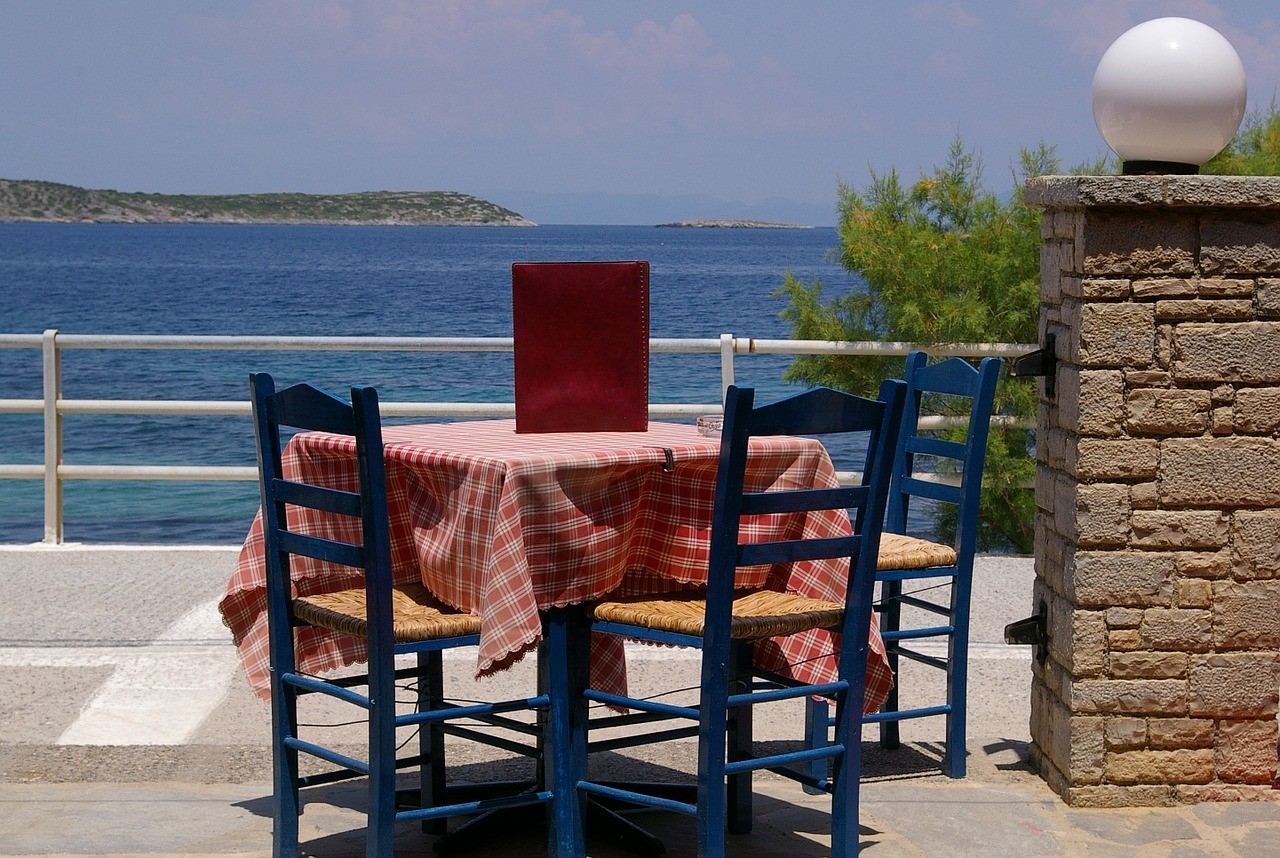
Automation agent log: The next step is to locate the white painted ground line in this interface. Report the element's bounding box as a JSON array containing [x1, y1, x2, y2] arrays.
[[52, 598, 240, 746], [0, 594, 1030, 747]]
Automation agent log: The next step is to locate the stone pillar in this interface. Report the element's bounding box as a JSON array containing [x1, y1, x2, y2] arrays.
[[1025, 175, 1280, 806]]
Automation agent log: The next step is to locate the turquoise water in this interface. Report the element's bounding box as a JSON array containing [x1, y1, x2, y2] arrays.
[[0, 223, 863, 543]]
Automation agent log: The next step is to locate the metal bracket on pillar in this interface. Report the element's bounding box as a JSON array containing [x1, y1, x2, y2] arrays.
[[1004, 600, 1049, 665], [1008, 333, 1057, 399]]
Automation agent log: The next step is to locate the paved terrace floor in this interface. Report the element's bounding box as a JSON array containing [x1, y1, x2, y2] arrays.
[[1, 546, 1278, 857]]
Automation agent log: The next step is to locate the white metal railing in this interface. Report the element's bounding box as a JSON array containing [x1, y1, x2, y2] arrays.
[[0, 330, 1034, 543]]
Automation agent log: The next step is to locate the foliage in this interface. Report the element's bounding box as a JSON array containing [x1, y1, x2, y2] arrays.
[[775, 136, 1054, 552], [1202, 101, 1280, 176], [780, 104, 1280, 552], [0, 179, 529, 225]]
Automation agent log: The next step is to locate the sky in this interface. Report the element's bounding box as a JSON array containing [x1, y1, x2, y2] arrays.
[[3, 1, 1279, 225]]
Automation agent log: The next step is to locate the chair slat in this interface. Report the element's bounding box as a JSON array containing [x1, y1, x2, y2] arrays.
[[904, 435, 966, 461], [913, 355, 982, 396], [737, 534, 860, 568], [740, 485, 866, 516], [275, 529, 364, 568], [272, 478, 362, 517], [898, 475, 961, 504]]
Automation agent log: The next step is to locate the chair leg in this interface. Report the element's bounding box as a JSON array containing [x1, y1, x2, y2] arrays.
[[878, 580, 902, 750], [942, 577, 972, 779], [419, 650, 448, 834], [695, 658, 731, 858], [828, 695, 862, 858], [268, 613, 303, 858], [270, 678, 301, 857], [368, 653, 399, 856], [802, 698, 831, 795], [726, 640, 753, 835]]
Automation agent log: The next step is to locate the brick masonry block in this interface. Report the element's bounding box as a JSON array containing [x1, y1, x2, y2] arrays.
[[1215, 719, 1280, 784], [1106, 607, 1145, 628], [1109, 628, 1143, 651], [1047, 607, 1106, 676], [1211, 580, 1280, 649], [1058, 368, 1124, 436], [1105, 716, 1147, 749], [1174, 550, 1234, 580], [1067, 784, 1177, 808], [1138, 609, 1213, 652], [1132, 277, 1196, 298], [1201, 212, 1280, 274], [1232, 512, 1280, 578], [1074, 483, 1130, 546], [1234, 388, 1280, 433], [1211, 406, 1234, 435], [1109, 651, 1188, 679], [1071, 678, 1186, 715], [1155, 299, 1254, 322], [1080, 278, 1130, 299], [1129, 481, 1159, 509], [1072, 551, 1175, 607], [1031, 684, 1096, 782], [1126, 388, 1211, 435], [1041, 240, 1075, 282], [1077, 438, 1159, 480], [1129, 510, 1228, 550], [1173, 322, 1280, 383], [1126, 369, 1172, 387], [1079, 303, 1156, 367], [1159, 438, 1280, 507], [1188, 652, 1280, 718], [1174, 783, 1280, 802], [1198, 278, 1255, 298], [1258, 278, 1280, 316], [1175, 577, 1212, 609], [1106, 749, 1215, 784], [1082, 210, 1197, 276], [1148, 717, 1214, 749]]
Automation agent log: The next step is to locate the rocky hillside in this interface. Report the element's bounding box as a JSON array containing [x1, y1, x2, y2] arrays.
[[0, 179, 536, 226]]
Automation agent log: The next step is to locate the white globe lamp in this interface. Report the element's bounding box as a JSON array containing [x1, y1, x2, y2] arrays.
[[1092, 17, 1247, 174]]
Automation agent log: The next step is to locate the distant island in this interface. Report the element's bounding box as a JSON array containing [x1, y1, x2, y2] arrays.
[[0, 179, 537, 226], [656, 219, 814, 229]]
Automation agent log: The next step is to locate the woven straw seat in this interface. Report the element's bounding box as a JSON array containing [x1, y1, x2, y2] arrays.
[[294, 582, 481, 642], [591, 588, 846, 641], [877, 532, 958, 571]]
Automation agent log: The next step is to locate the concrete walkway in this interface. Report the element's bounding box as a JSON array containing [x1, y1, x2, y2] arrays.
[[2, 546, 1278, 856]]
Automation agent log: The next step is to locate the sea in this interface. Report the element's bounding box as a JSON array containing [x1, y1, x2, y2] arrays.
[[0, 222, 867, 545]]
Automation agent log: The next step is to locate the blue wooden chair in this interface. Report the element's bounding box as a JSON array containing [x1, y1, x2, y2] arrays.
[[556, 380, 906, 858], [805, 352, 1001, 780], [250, 373, 565, 858]]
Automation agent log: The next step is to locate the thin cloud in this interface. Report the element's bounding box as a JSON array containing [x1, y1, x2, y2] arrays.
[[189, 1, 823, 141], [910, 2, 982, 31]]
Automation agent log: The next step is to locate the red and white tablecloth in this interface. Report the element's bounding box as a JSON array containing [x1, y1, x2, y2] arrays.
[[218, 419, 892, 713]]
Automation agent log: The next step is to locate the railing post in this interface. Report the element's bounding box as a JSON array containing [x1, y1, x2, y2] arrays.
[[42, 329, 63, 544], [719, 334, 735, 403]]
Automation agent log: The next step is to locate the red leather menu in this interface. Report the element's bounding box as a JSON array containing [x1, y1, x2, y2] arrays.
[[512, 261, 649, 433]]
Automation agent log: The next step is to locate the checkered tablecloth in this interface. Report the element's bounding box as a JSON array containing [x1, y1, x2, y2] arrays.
[[219, 419, 892, 713]]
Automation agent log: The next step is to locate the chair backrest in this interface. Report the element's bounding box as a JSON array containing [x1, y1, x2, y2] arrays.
[[887, 351, 1001, 559], [705, 380, 907, 654], [249, 372, 394, 650]]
